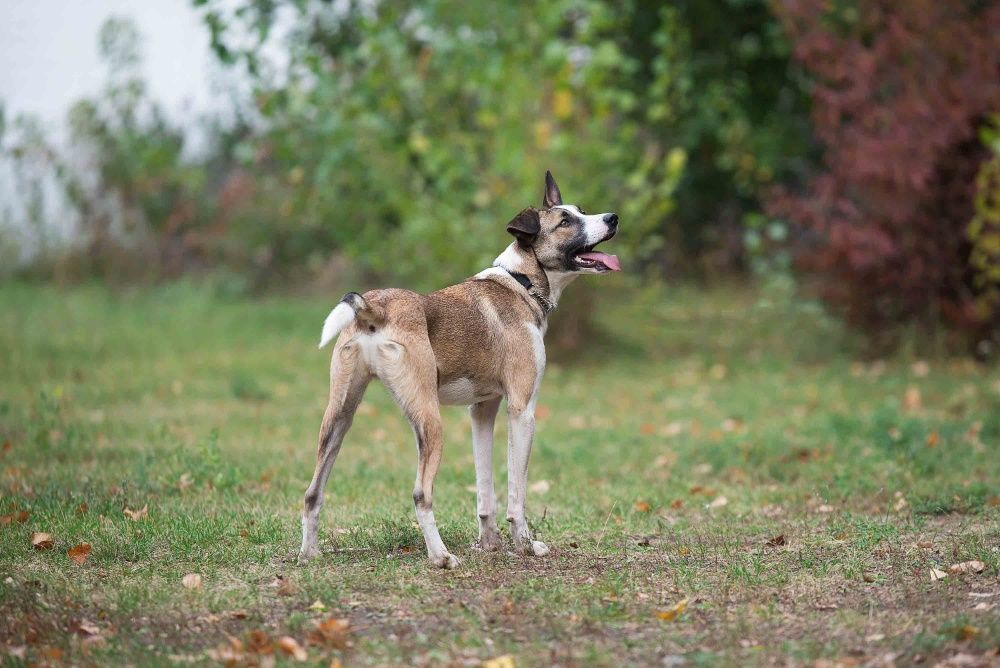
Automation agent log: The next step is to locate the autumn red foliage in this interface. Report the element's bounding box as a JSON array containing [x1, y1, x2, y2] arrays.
[[767, 0, 1000, 347]]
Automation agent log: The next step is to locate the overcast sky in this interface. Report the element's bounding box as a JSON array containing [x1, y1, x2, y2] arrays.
[[0, 0, 219, 127]]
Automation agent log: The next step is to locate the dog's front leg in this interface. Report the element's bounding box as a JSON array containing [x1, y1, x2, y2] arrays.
[[471, 397, 502, 550], [505, 403, 550, 557]]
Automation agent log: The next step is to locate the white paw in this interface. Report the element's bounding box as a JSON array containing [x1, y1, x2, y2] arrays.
[[431, 552, 461, 569], [529, 540, 550, 557]]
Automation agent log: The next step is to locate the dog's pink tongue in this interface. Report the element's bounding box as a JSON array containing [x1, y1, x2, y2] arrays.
[[577, 251, 621, 271]]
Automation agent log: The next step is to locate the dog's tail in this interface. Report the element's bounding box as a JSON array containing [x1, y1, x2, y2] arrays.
[[318, 292, 375, 349]]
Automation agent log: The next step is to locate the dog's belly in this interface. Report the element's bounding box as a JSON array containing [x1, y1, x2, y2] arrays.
[[437, 378, 500, 406]]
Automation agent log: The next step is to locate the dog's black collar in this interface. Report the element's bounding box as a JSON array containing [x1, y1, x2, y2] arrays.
[[502, 269, 554, 313]]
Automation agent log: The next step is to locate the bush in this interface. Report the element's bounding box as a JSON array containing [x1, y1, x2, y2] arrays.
[[767, 0, 1000, 349]]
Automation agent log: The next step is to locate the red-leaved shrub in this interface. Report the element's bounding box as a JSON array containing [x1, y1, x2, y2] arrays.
[[767, 0, 1000, 348]]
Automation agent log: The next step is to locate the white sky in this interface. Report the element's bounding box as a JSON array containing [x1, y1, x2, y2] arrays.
[[0, 0, 219, 127]]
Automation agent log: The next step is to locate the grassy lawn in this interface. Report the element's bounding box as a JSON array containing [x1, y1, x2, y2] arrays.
[[1, 279, 998, 666]]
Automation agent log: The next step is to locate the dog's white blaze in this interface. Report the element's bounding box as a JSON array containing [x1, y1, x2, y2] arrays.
[[318, 302, 356, 349], [554, 204, 614, 246]]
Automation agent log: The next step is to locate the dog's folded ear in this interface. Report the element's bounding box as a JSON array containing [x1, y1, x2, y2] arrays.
[[506, 208, 541, 247], [542, 170, 563, 208]]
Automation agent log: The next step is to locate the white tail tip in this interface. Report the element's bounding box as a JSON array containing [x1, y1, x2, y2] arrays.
[[318, 302, 356, 348]]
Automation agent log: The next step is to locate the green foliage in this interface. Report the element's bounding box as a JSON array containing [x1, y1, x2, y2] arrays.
[[968, 116, 1000, 324], [195, 0, 689, 288]]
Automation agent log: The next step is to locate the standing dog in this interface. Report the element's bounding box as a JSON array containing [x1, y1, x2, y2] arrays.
[[298, 172, 620, 568]]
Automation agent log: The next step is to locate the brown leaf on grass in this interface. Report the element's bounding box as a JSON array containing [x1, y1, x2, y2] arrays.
[[482, 656, 516, 668], [276, 577, 297, 597], [123, 504, 148, 521], [949, 560, 986, 574], [633, 500, 651, 513], [670, 499, 683, 509], [903, 387, 922, 411], [31, 532, 53, 550], [930, 567, 948, 582], [534, 405, 551, 420], [765, 534, 786, 547], [639, 423, 656, 436], [71, 619, 101, 636], [528, 480, 550, 495], [246, 630, 272, 654], [656, 597, 688, 621], [309, 617, 351, 650], [277, 636, 307, 661], [954, 625, 979, 641], [707, 496, 728, 509], [181, 573, 203, 590], [67, 543, 91, 565], [39, 647, 63, 661], [1, 511, 28, 526], [1, 440, 11, 455], [75, 503, 88, 515], [926, 431, 940, 448]]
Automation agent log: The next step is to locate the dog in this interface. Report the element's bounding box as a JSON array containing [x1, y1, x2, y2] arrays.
[[298, 171, 620, 568]]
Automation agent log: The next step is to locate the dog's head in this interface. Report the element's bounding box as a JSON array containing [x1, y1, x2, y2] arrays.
[[506, 171, 620, 274]]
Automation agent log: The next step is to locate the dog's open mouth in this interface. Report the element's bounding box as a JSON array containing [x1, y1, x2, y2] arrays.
[[573, 242, 621, 272]]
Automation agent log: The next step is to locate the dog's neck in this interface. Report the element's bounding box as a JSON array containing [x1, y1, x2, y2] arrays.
[[491, 243, 579, 313]]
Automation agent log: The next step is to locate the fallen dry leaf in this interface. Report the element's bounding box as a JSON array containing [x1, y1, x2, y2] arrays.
[[639, 423, 656, 436], [528, 480, 550, 495], [1, 510, 29, 526], [534, 405, 551, 420], [930, 567, 948, 582], [815, 504, 835, 513], [954, 625, 978, 641], [670, 499, 683, 509], [949, 560, 986, 574], [657, 597, 688, 621], [926, 431, 940, 448], [309, 617, 351, 650], [482, 655, 516, 668], [67, 543, 91, 565], [707, 496, 728, 509], [277, 636, 307, 661], [765, 534, 786, 547], [123, 504, 148, 521], [309, 600, 327, 611], [31, 532, 53, 550], [903, 386, 922, 411], [246, 629, 272, 654], [182, 573, 203, 590], [73, 620, 101, 636], [633, 500, 651, 513]]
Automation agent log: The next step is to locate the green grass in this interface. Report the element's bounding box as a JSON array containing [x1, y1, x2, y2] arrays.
[[1, 278, 998, 666]]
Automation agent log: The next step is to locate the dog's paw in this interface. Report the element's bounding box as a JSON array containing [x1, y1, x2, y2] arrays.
[[430, 552, 461, 569], [473, 531, 503, 552], [515, 539, 549, 557]]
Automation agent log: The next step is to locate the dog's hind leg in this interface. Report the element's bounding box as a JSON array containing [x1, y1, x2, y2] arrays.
[[299, 340, 370, 563], [471, 397, 502, 551], [376, 335, 458, 569]]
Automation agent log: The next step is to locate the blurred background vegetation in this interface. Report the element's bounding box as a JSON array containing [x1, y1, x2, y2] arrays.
[[1, 0, 997, 354]]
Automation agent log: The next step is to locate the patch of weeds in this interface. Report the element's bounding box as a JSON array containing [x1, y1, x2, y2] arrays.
[[911, 482, 992, 515], [168, 428, 244, 492], [231, 371, 271, 402], [828, 515, 901, 550], [345, 515, 423, 553]]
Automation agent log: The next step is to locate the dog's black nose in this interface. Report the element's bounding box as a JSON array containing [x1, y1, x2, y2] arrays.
[[604, 213, 619, 229]]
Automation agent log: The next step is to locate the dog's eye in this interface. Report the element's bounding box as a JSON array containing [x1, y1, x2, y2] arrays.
[[557, 216, 572, 228]]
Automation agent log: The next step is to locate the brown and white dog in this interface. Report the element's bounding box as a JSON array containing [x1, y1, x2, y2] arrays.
[[298, 171, 620, 568]]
